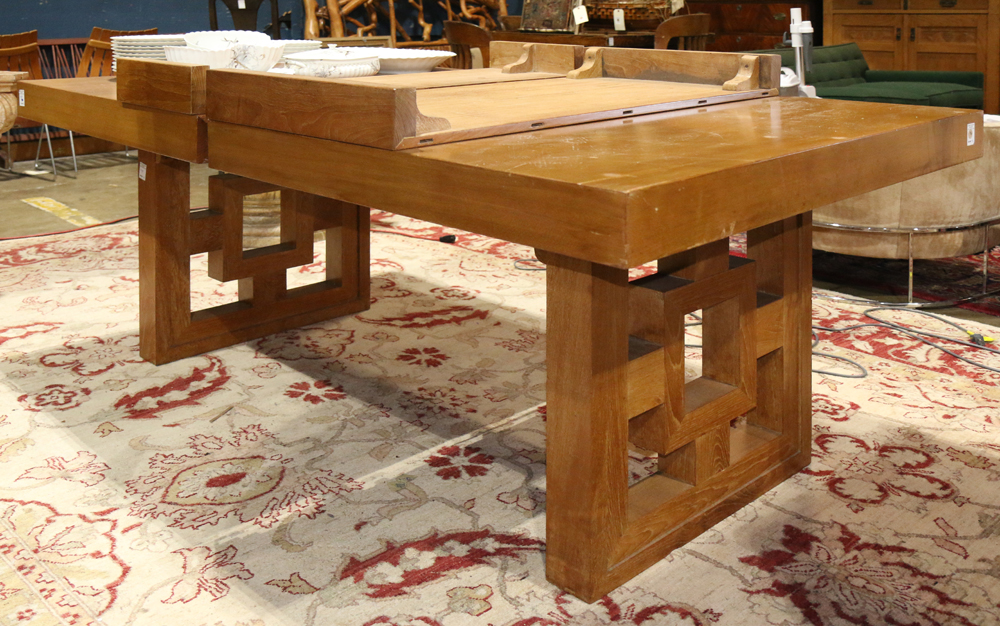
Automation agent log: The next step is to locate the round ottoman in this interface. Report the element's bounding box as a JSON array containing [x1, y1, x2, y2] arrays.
[[813, 118, 1000, 260]]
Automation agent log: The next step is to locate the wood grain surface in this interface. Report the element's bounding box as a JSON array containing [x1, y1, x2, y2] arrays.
[[209, 98, 981, 268], [19, 76, 206, 163]]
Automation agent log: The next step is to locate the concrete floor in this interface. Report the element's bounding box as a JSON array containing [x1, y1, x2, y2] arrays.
[[0, 152, 211, 239], [2, 150, 998, 328]]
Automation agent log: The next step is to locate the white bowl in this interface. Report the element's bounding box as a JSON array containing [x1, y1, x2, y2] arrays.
[[284, 49, 379, 78], [164, 41, 285, 71], [370, 48, 456, 74], [183, 30, 271, 51], [228, 41, 285, 71], [164, 46, 232, 68]]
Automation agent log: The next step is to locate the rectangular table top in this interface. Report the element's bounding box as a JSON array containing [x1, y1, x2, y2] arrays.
[[17, 69, 983, 268], [206, 94, 982, 267], [19, 75, 206, 163]]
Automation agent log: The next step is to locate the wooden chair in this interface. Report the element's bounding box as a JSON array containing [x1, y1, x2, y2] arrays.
[[77, 26, 158, 78], [0, 30, 59, 178], [443, 20, 491, 69], [66, 27, 159, 166], [654, 13, 712, 51], [210, 0, 282, 38], [499, 15, 521, 30]]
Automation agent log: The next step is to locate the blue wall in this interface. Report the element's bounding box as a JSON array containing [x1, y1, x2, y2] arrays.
[[3, 0, 307, 41], [3, 0, 519, 43]]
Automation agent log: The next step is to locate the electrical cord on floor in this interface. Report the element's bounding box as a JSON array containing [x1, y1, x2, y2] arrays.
[[811, 331, 868, 378], [812, 306, 1000, 377], [0, 214, 138, 241], [514, 259, 546, 271], [682, 306, 1000, 378], [365, 230, 1000, 376]]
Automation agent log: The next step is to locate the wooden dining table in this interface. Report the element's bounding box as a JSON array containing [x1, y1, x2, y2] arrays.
[[8, 43, 983, 602]]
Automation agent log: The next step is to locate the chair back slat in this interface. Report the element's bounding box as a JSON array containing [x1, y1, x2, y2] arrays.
[[654, 14, 712, 51], [77, 26, 158, 77], [443, 20, 491, 69], [0, 31, 43, 79]]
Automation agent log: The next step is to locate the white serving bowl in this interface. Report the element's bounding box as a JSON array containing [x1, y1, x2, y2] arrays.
[[183, 30, 271, 51], [164, 45, 233, 69], [284, 49, 379, 78], [164, 41, 285, 71], [369, 48, 455, 74], [228, 41, 286, 71]]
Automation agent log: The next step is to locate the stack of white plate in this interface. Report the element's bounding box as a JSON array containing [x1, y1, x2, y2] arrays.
[[111, 34, 187, 71], [280, 39, 323, 57]]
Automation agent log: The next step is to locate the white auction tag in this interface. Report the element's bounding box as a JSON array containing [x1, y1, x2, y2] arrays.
[[968, 122, 976, 146], [238, 0, 247, 8], [138, 162, 147, 181], [671, 0, 685, 14], [18, 89, 24, 107], [612, 8, 626, 30], [572, 4, 589, 24]]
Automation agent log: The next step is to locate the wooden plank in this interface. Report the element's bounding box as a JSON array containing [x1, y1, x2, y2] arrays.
[[209, 98, 979, 269], [206, 69, 770, 150], [411, 77, 768, 138], [19, 77, 206, 163], [339, 68, 564, 88], [540, 250, 630, 603], [627, 337, 665, 418], [208, 121, 630, 267], [205, 69, 450, 151], [622, 99, 981, 267], [138, 152, 195, 363], [500, 43, 579, 74], [116, 58, 206, 115], [568, 47, 781, 90]]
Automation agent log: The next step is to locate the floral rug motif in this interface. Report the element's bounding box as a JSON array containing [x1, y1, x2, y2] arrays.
[[1, 213, 1000, 626]]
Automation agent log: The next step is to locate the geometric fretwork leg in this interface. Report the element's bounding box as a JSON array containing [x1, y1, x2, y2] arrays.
[[137, 153, 370, 364], [535, 212, 811, 603]]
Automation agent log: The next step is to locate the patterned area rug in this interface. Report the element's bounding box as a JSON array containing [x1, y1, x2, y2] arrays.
[[813, 249, 1000, 316], [2, 212, 1000, 626]]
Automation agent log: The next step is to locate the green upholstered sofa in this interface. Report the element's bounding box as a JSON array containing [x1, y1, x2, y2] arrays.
[[747, 42, 984, 109]]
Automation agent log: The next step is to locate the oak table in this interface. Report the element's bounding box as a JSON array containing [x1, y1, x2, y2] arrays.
[[8, 44, 983, 602]]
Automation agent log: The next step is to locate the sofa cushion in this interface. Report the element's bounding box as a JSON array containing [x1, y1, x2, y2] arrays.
[[744, 43, 869, 87], [815, 81, 984, 108]]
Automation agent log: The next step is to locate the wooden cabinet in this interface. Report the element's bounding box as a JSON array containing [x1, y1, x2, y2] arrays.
[[687, 1, 822, 52], [825, 0, 999, 112]]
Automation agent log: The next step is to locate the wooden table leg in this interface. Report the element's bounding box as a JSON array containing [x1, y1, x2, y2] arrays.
[[537, 212, 812, 602], [137, 152, 370, 364]]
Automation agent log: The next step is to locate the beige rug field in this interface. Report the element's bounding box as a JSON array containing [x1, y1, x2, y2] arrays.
[[1, 212, 999, 626]]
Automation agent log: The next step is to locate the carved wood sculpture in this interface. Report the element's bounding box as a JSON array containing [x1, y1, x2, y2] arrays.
[[305, 0, 415, 44], [441, 0, 507, 30], [0, 72, 27, 135]]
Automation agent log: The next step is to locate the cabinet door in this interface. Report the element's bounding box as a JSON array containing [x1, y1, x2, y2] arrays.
[[906, 14, 987, 73], [831, 13, 905, 69]]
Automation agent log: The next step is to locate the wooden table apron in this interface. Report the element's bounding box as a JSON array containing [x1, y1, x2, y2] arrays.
[[17, 72, 982, 602]]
